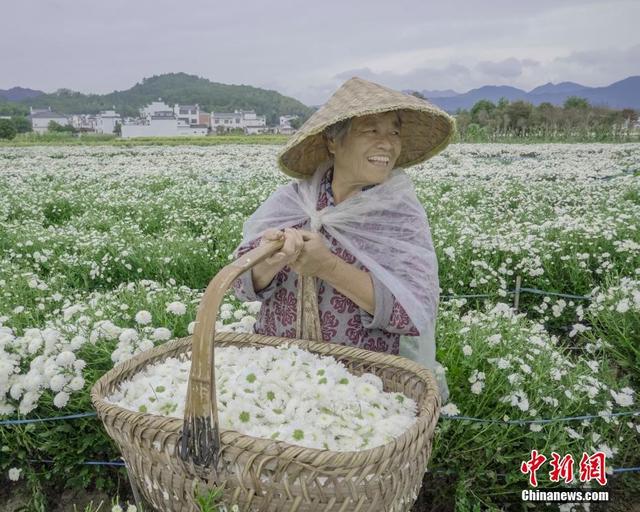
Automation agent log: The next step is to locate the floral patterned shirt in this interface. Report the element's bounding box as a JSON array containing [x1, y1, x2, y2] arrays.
[[232, 165, 420, 355]]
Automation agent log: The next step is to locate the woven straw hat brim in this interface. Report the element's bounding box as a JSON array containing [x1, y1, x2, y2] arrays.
[[278, 77, 457, 179]]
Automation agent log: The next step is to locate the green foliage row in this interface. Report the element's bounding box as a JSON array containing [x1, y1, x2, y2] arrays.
[[454, 96, 639, 142], [0, 132, 290, 146]]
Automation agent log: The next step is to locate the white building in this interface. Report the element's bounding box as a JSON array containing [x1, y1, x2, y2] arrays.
[[96, 110, 122, 134], [174, 104, 200, 125], [211, 111, 243, 131], [29, 107, 69, 134], [211, 109, 267, 134], [277, 115, 299, 135], [140, 99, 173, 121], [122, 98, 209, 139], [243, 110, 267, 134], [70, 114, 97, 132]]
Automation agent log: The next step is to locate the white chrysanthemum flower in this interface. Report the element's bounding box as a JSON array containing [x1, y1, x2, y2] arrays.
[[440, 402, 460, 416], [69, 335, 87, 351], [359, 373, 384, 391], [616, 299, 630, 313], [233, 309, 246, 320], [166, 301, 186, 315], [8, 467, 22, 481], [610, 389, 634, 407], [529, 423, 543, 432], [187, 321, 197, 334], [69, 376, 85, 391], [135, 310, 152, 325], [564, 427, 583, 440], [49, 374, 67, 392], [119, 328, 138, 344], [55, 351, 76, 367], [139, 339, 154, 352], [152, 327, 172, 341], [239, 315, 256, 331], [356, 382, 379, 400], [471, 380, 484, 395], [53, 391, 70, 408], [246, 302, 262, 315], [486, 334, 502, 346], [462, 344, 473, 356]]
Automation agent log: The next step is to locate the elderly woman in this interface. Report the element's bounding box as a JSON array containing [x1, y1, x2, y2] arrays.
[[231, 77, 455, 373]]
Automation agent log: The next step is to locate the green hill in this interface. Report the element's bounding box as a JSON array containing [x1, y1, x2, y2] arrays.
[[1, 72, 315, 125]]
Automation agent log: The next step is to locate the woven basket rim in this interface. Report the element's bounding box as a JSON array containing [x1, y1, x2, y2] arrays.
[[91, 331, 441, 466]]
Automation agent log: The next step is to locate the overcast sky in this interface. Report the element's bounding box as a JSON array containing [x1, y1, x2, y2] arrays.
[[3, 0, 639, 105]]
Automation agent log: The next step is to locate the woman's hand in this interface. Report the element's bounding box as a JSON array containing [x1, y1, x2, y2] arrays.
[[289, 229, 337, 278], [260, 228, 304, 267]]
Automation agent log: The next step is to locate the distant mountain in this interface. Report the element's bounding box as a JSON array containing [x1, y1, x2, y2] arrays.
[[3, 74, 638, 119], [0, 86, 46, 102], [528, 81, 587, 95], [0, 73, 314, 124], [427, 76, 640, 113]]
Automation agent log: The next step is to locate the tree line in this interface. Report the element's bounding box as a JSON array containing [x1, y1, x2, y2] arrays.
[[421, 94, 638, 142], [2, 93, 638, 142]]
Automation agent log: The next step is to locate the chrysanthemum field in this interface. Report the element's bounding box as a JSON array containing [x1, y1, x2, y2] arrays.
[[1, 143, 639, 511]]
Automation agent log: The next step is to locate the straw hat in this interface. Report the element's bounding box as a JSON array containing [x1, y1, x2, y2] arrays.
[[277, 76, 456, 179]]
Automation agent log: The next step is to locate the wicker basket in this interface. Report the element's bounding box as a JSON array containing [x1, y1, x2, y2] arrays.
[[91, 240, 441, 512]]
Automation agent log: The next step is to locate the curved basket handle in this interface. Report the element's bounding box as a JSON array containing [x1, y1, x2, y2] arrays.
[[178, 238, 285, 467]]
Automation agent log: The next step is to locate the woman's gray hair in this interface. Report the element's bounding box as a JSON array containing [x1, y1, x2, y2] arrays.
[[323, 111, 403, 148], [323, 118, 352, 146]]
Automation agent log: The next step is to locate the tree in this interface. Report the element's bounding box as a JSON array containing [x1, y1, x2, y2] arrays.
[[48, 121, 76, 133], [621, 108, 638, 128], [10, 116, 32, 133], [0, 119, 17, 139], [564, 96, 590, 110], [506, 101, 533, 135], [289, 117, 302, 130], [410, 91, 426, 100], [113, 121, 122, 136], [470, 100, 496, 124]]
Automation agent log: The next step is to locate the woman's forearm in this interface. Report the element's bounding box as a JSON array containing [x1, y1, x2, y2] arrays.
[[251, 260, 283, 292], [317, 254, 375, 315]]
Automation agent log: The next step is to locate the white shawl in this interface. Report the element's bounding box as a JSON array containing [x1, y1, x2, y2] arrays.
[[238, 160, 449, 401]]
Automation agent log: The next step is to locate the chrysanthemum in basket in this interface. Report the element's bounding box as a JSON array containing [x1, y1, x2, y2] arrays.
[[92, 76, 455, 512]]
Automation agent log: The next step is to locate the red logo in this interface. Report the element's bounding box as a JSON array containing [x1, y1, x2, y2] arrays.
[[520, 450, 547, 487], [520, 450, 607, 487], [549, 452, 575, 484], [579, 452, 608, 486]]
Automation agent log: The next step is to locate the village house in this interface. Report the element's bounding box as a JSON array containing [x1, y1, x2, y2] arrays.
[[28, 107, 69, 134], [95, 110, 122, 134], [70, 114, 97, 132], [24, 98, 296, 137], [277, 114, 299, 135], [211, 109, 267, 134], [121, 98, 208, 138]]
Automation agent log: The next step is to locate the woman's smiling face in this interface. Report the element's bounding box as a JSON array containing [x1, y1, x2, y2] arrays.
[[328, 111, 402, 186]]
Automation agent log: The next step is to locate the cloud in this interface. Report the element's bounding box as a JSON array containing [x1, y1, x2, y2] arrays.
[[544, 44, 640, 85], [332, 64, 472, 92], [475, 58, 524, 78], [474, 57, 541, 79]]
